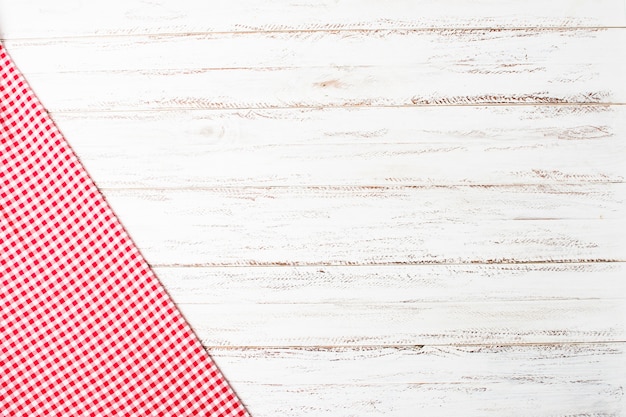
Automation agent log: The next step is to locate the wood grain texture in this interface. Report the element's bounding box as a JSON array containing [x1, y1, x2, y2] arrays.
[[210, 344, 626, 416], [18, 61, 626, 112], [178, 300, 626, 346], [5, 27, 625, 112], [2, 0, 625, 415], [228, 381, 625, 417], [46, 106, 626, 188], [5, 28, 625, 73], [154, 264, 626, 347], [212, 344, 626, 384], [1, 0, 625, 40], [154, 263, 626, 304], [103, 186, 625, 266]]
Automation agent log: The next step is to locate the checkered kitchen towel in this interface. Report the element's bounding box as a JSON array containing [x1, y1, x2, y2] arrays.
[[0, 43, 249, 416]]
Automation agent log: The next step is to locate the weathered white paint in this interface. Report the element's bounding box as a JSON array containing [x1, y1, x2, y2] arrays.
[[5, 29, 625, 73], [223, 381, 625, 417], [177, 300, 626, 346], [212, 344, 626, 384], [1, 0, 625, 39], [6, 28, 624, 112], [45, 106, 626, 188], [18, 63, 626, 113], [154, 263, 626, 304], [102, 186, 625, 266], [2, 0, 625, 415], [208, 345, 626, 416]]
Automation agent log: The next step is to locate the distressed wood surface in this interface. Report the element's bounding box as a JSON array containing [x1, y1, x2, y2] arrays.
[[5, 28, 625, 72], [1, 0, 625, 40], [103, 186, 625, 266], [208, 345, 626, 416], [223, 381, 625, 417], [178, 300, 626, 346], [2, 1, 625, 416], [5, 27, 624, 112], [18, 63, 626, 113], [154, 263, 626, 304], [44, 106, 626, 187]]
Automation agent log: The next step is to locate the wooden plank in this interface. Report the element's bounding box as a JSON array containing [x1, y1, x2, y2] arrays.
[[1, 0, 624, 39], [212, 345, 626, 416], [47, 106, 626, 188], [229, 382, 625, 417], [154, 263, 626, 304], [19, 63, 626, 113], [5, 28, 625, 73], [160, 263, 626, 344], [178, 300, 626, 346], [101, 186, 626, 266], [214, 345, 626, 416], [210, 344, 626, 385]]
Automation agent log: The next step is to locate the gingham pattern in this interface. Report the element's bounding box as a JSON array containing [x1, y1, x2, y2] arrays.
[[0, 43, 249, 416]]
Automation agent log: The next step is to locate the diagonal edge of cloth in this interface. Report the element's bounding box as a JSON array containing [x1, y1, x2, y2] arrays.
[[0, 43, 249, 416]]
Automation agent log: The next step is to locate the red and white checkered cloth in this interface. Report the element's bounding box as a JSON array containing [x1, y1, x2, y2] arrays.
[[0, 43, 249, 416]]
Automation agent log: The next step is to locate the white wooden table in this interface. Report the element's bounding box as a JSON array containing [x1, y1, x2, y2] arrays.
[[2, 1, 625, 415]]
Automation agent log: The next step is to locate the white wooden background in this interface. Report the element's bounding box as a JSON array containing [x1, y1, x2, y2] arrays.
[[2, 1, 626, 415]]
